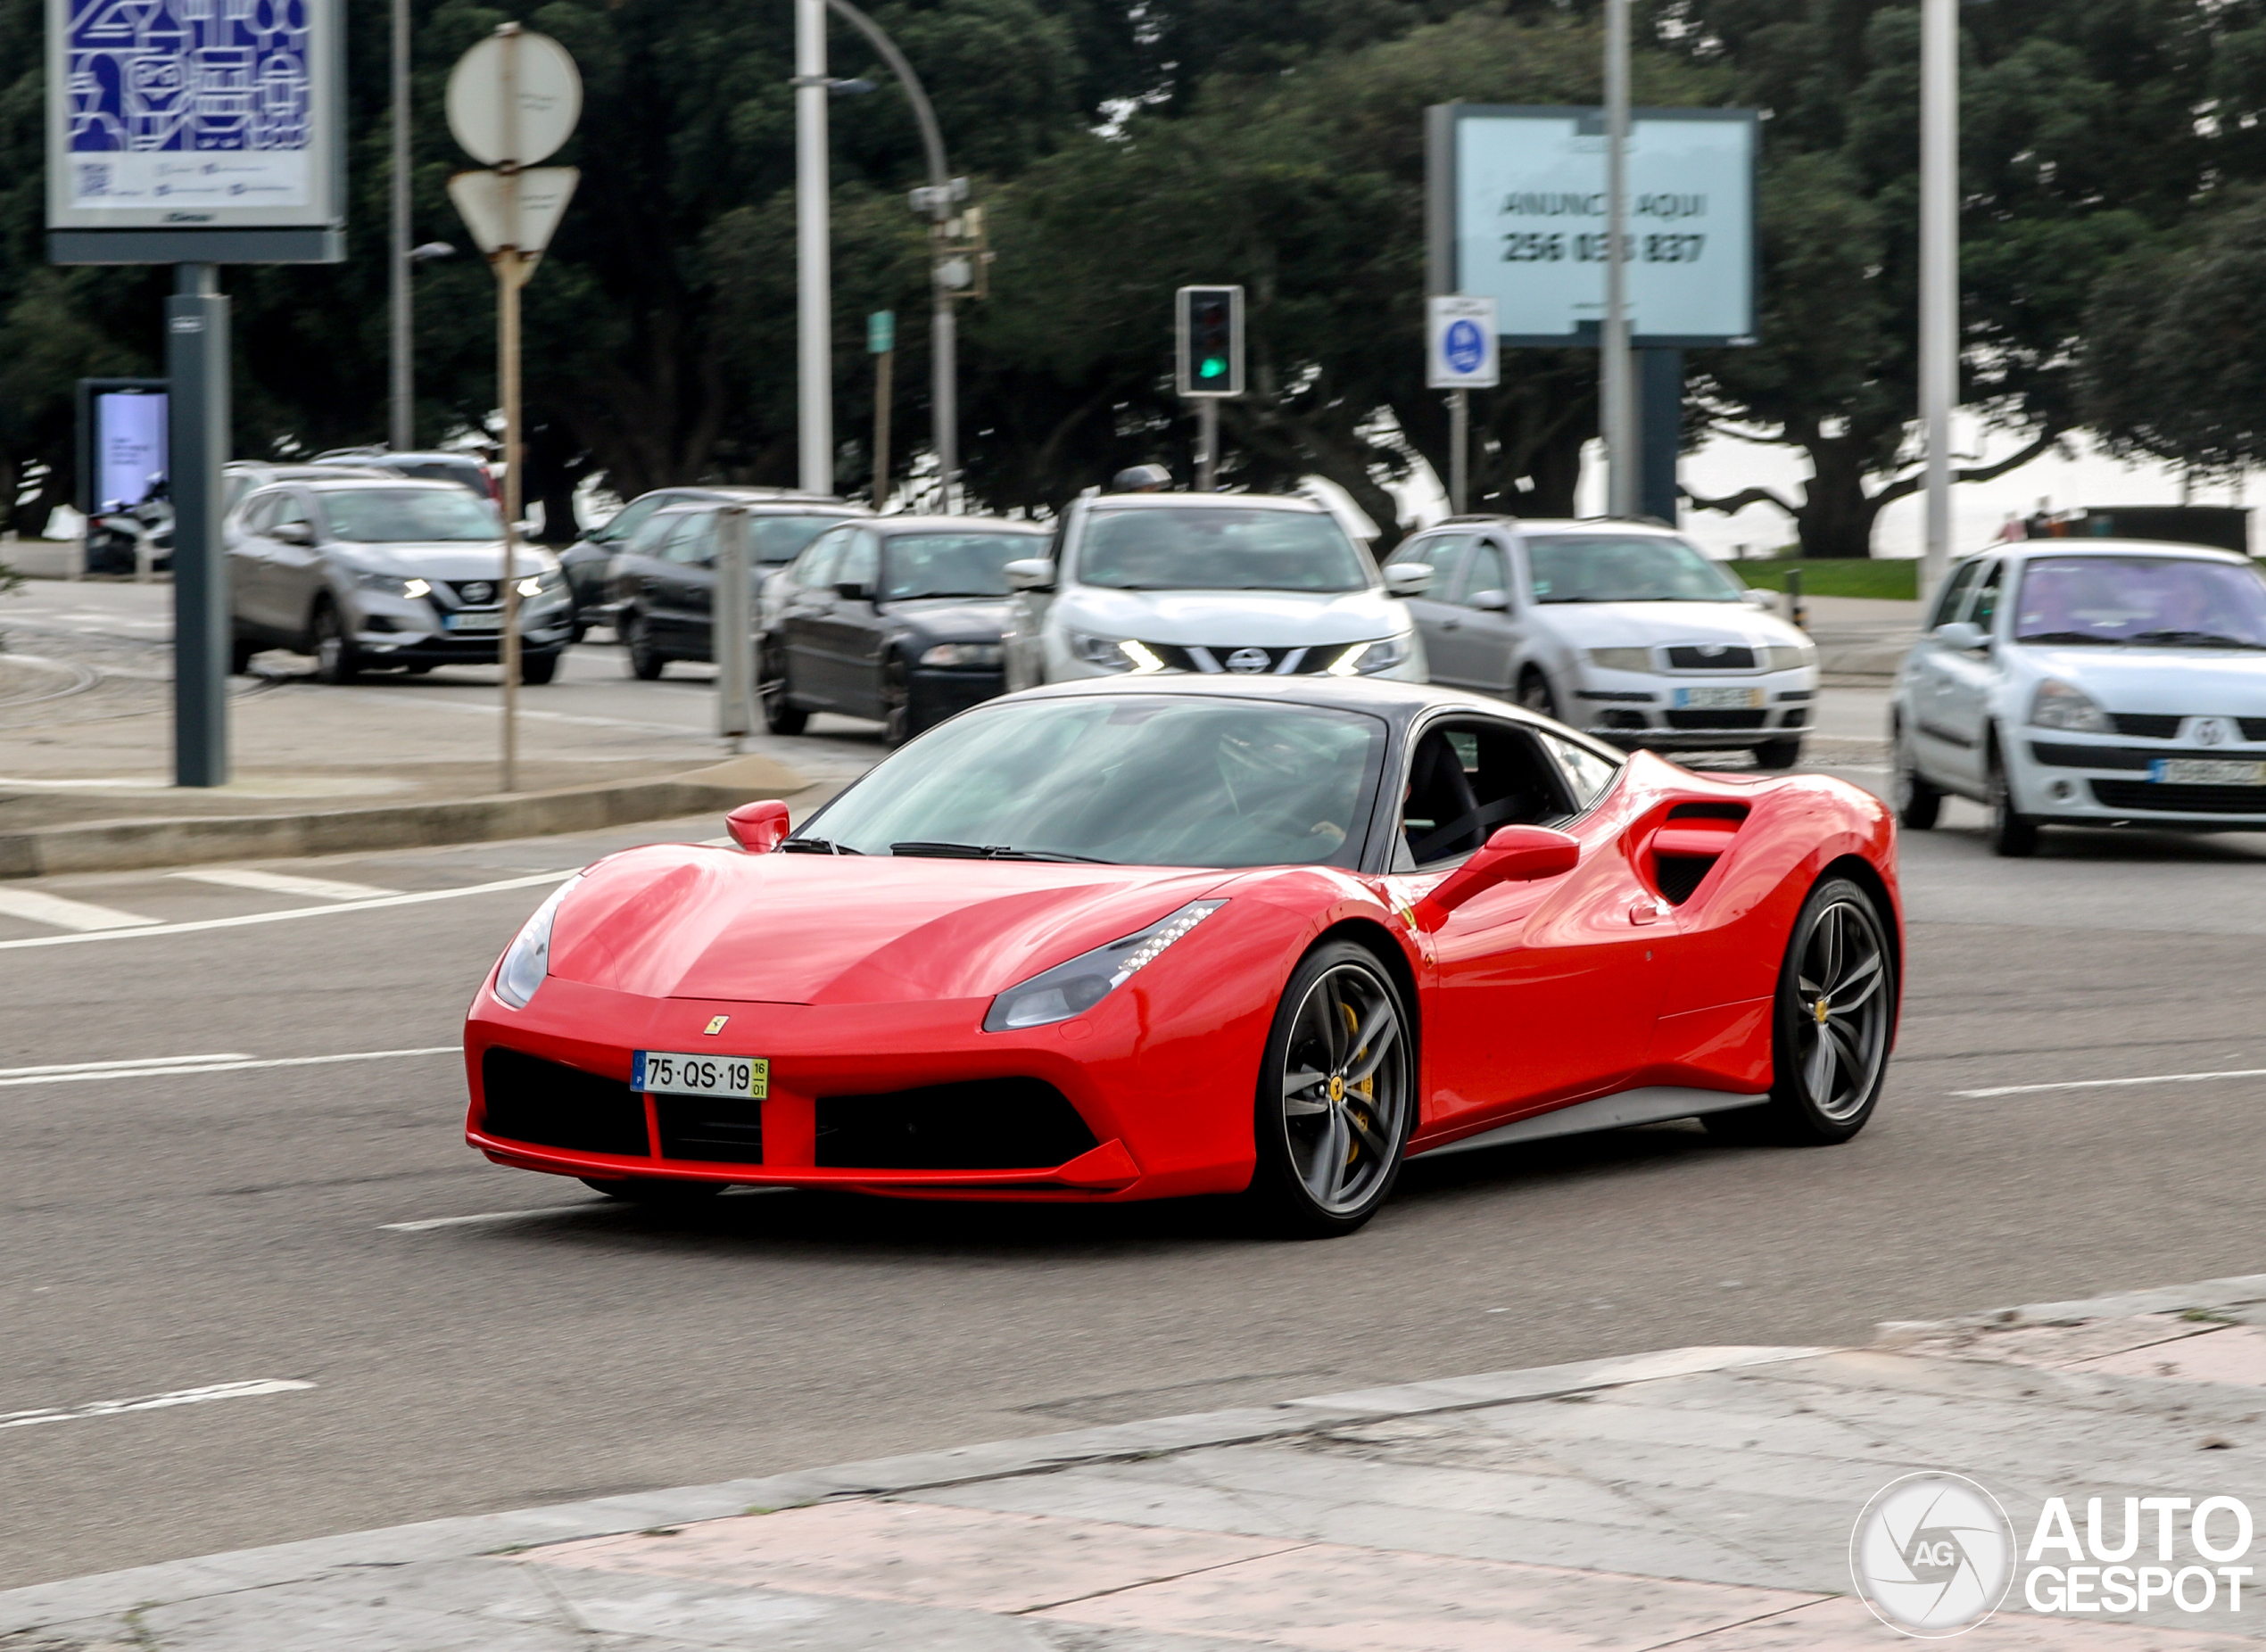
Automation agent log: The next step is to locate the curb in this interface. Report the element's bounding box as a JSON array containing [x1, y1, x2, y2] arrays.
[[0, 755, 808, 880], [1873, 1269, 2266, 1346], [0, 1344, 1825, 1632]]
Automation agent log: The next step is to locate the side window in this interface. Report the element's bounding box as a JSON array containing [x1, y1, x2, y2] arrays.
[[1398, 717, 1578, 869], [240, 493, 277, 533], [1536, 730, 1621, 812], [1966, 560, 2005, 632], [1461, 541, 1511, 608], [625, 510, 682, 558], [795, 528, 848, 590], [661, 513, 715, 566], [600, 493, 670, 545], [1930, 559, 1982, 629], [835, 529, 881, 592], [1394, 532, 1468, 599]]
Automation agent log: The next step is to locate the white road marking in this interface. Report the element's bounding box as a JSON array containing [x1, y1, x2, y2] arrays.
[[1, 1378, 315, 1430], [1954, 1067, 2266, 1099], [0, 887, 160, 931], [383, 1187, 788, 1231], [0, 1046, 458, 1088], [0, 1053, 252, 1078], [174, 867, 401, 901], [0, 868, 574, 952]]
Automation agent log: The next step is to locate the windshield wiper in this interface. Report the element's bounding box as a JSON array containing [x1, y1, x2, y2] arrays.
[[890, 840, 1115, 863], [2124, 629, 2266, 650], [778, 837, 861, 855]]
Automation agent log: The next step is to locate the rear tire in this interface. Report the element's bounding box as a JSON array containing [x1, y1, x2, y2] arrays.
[[1705, 876, 1895, 1146], [881, 654, 912, 747], [1516, 668, 1559, 722], [761, 642, 808, 735], [624, 613, 666, 681], [312, 600, 360, 685], [518, 650, 558, 686], [1753, 736, 1803, 771], [1244, 941, 1413, 1238], [579, 1177, 727, 1205], [1892, 721, 1941, 830], [229, 634, 258, 675], [1986, 737, 2039, 857]]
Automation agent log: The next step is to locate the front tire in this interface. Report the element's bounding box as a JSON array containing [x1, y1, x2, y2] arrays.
[[1891, 720, 1941, 830], [1986, 736, 2039, 857], [1245, 941, 1413, 1238], [312, 600, 360, 685], [1516, 668, 1559, 721], [1753, 736, 1803, 771], [761, 642, 808, 735], [230, 634, 258, 675], [881, 653, 912, 747], [1706, 875, 1895, 1146], [517, 650, 558, 686], [624, 612, 666, 681]]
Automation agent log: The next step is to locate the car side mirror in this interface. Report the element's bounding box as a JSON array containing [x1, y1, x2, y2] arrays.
[[1384, 562, 1434, 599], [1413, 825, 1580, 930], [1936, 620, 1988, 651], [1005, 558, 1056, 591], [833, 580, 872, 602], [725, 799, 791, 853], [1741, 589, 1772, 609], [1467, 588, 1510, 613], [270, 521, 313, 545]]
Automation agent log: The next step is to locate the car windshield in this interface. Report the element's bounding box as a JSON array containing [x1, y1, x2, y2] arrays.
[[2013, 556, 2266, 647], [882, 533, 1034, 599], [319, 488, 500, 543], [1526, 534, 1745, 603], [797, 696, 1387, 868], [752, 515, 855, 565], [1079, 508, 1370, 592]]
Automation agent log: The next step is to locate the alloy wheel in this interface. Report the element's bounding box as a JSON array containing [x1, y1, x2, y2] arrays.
[[1277, 962, 1410, 1217], [1788, 894, 1891, 1122]]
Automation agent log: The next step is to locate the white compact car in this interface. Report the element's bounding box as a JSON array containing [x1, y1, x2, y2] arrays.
[[1891, 539, 2266, 855], [1383, 516, 1819, 767], [1000, 492, 1430, 689]]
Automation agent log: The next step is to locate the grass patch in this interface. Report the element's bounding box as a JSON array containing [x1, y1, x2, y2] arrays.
[[1729, 559, 1919, 601]]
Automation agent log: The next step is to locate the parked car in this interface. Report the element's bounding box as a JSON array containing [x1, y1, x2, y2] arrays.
[[1891, 539, 2266, 855], [313, 447, 497, 502], [1000, 491, 1429, 691], [1382, 516, 1819, 769], [223, 460, 400, 521], [559, 485, 854, 640], [227, 478, 573, 683], [607, 498, 868, 678], [759, 516, 1051, 743]]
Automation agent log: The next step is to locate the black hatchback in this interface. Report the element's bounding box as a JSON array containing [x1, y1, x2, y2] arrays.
[[607, 500, 867, 678], [762, 516, 1051, 744]]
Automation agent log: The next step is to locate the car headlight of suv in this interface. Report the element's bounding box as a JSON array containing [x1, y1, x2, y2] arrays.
[[1586, 647, 1656, 673], [492, 875, 581, 1009], [1068, 630, 1137, 671], [1327, 632, 1415, 676], [920, 641, 1003, 668], [354, 571, 432, 599], [984, 900, 1226, 1031], [515, 570, 566, 600], [1763, 640, 1818, 673], [2029, 678, 2112, 733]]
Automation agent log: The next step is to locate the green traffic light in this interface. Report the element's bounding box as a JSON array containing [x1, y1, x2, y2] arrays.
[[1200, 358, 1226, 379]]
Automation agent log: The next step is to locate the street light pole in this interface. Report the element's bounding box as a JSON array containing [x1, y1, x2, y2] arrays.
[[389, 0, 411, 450], [795, 0, 833, 495], [1600, 0, 1635, 518], [1920, 0, 1957, 604]]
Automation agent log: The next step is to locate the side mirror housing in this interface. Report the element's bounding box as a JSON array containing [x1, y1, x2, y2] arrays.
[[1936, 619, 1988, 651], [1414, 825, 1580, 930], [832, 580, 872, 601], [725, 798, 792, 853], [1384, 562, 1434, 599], [1467, 588, 1511, 613], [1004, 558, 1056, 592], [270, 521, 313, 546]]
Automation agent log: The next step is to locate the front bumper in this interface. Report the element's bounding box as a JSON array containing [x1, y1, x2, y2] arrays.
[[346, 590, 574, 665], [1573, 665, 1815, 748], [2010, 734, 2266, 828], [907, 665, 1005, 726], [463, 973, 1267, 1203]]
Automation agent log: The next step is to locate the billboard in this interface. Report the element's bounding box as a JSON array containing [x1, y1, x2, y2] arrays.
[[1429, 105, 1757, 347], [75, 378, 169, 511], [47, 0, 343, 233]]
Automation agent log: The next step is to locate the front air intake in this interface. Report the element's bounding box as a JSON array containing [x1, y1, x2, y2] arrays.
[[480, 1047, 649, 1156], [815, 1079, 1099, 1169]]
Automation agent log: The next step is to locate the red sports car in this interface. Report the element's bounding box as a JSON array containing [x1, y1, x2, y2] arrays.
[[464, 677, 1900, 1235]]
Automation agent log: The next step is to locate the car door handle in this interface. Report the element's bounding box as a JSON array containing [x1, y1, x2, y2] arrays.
[[1628, 899, 1666, 926]]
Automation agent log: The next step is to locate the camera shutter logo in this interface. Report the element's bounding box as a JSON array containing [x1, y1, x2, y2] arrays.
[[1850, 1473, 2015, 1637]]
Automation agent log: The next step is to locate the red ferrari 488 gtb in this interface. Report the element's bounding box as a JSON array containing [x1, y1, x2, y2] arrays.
[[465, 677, 1899, 1235]]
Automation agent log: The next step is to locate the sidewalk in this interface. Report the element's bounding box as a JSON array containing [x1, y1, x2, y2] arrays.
[[11, 1275, 2266, 1648]]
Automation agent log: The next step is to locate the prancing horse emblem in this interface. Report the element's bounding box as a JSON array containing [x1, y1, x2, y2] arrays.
[[704, 1015, 730, 1035]]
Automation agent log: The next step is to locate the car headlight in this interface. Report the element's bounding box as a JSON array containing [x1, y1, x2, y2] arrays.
[[983, 899, 1226, 1031], [920, 641, 1004, 668], [1068, 631, 1136, 671], [492, 875, 581, 1009], [1586, 647, 1656, 673], [516, 571, 565, 599], [1327, 632, 1414, 676], [2030, 678, 2111, 733], [1763, 640, 1818, 673], [354, 571, 431, 599]]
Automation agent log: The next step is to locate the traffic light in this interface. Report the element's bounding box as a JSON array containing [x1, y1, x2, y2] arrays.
[[1175, 285, 1245, 398]]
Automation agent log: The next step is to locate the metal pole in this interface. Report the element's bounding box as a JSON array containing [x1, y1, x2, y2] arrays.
[[796, 0, 832, 494], [1600, 0, 1635, 519], [167, 264, 229, 788], [1920, 0, 1957, 604], [389, 0, 412, 450], [932, 286, 956, 511], [498, 23, 522, 793], [1197, 400, 1219, 491], [873, 346, 892, 512], [1449, 389, 1468, 516], [714, 505, 752, 748], [1638, 346, 1683, 522]]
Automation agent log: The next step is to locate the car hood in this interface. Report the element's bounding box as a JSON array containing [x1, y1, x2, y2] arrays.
[[1056, 586, 1407, 647], [546, 845, 1231, 1005], [1533, 600, 1802, 650], [880, 595, 1011, 639], [2013, 643, 2266, 713], [338, 541, 558, 579]]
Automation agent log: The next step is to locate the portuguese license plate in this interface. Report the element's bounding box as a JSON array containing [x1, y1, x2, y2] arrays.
[[2152, 758, 2266, 786], [633, 1051, 769, 1099], [443, 610, 502, 632], [1675, 686, 1765, 710]]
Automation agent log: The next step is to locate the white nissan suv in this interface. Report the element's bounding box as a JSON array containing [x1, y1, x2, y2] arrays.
[[1000, 491, 1430, 690]]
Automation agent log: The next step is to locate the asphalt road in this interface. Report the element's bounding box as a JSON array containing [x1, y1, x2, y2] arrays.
[[7, 690, 2266, 1588]]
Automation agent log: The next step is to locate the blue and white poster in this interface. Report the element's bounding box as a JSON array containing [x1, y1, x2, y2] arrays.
[[48, 0, 340, 229]]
